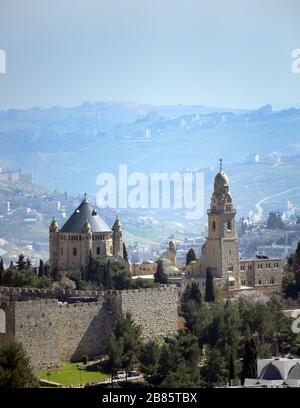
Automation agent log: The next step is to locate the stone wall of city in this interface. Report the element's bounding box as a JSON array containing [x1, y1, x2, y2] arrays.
[[113, 286, 179, 339], [0, 286, 179, 371]]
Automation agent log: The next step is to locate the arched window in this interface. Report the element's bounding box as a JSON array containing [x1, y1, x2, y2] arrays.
[[227, 221, 231, 230], [97, 247, 101, 256], [73, 247, 77, 256], [212, 221, 216, 230]]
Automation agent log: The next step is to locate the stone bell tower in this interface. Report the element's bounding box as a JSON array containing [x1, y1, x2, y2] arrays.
[[112, 216, 123, 257], [82, 219, 92, 265], [201, 160, 240, 289], [49, 217, 59, 272]]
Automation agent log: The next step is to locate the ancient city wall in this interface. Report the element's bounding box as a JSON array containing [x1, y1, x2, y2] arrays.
[[0, 286, 179, 371], [14, 300, 61, 371], [57, 297, 108, 362], [114, 286, 179, 339]]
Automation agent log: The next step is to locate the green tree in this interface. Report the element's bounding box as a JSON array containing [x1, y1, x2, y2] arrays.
[[201, 348, 228, 387], [107, 334, 123, 379], [51, 266, 59, 282], [123, 243, 129, 263], [44, 263, 50, 277], [266, 211, 285, 230], [107, 313, 142, 377], [0, 341, 36, 388], [0, 257, 4, 283], [38, 259, 44, 278], [228, 354, 236, 383], [154, 260, 168, 284], [294, 241, 300, 272], [16, 254, 26, 271], [241, 338, 257, 384], [186, 248, 196, 265], [139, 341, 161, 385], [205, 268, 215, 302], [181, 283, 202, 318], [160, 361, 202, 388], [25, 258, 32, 270]]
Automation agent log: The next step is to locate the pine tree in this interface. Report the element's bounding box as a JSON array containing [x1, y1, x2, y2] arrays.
[[154, 260, 168, 284], [205, 268, 215, 302], [103, 260, 112, 289], [9, 260, 14, 269], [16, 254, 26, 271], [107, 313, 142, 378], [25, 258, 32, 270], [186, 248, 196, 265], [123, 243, 128, 263], [0, 341, 36, 388]]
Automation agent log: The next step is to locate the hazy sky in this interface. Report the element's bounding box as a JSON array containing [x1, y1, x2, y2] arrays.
[[0, 0, 299, 110]]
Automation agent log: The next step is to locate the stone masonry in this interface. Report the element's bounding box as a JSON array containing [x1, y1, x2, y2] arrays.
[[0, 286, 179, 371]]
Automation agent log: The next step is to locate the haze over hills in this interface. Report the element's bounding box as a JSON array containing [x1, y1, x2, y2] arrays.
[[0, 101, 300, 221]]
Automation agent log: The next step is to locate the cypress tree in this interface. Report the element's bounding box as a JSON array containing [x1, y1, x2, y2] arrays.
[[51, 266, 59, 282], [205, 268, 215, 302], [44, 263, 50, 277], [0, 257, 4, 283], [294, 240, 300, 271], [186, 248, 196, 265], [190, 282, 201, 304], [241, 338, 257, 383], [123, 243, 128, 263], [229, 353, 236, 383], [38, 259, 44, 277], [154, 260, 168, 284], [103, 260, 112, 289]]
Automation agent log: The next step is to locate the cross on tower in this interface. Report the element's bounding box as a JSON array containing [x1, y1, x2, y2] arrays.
[[219, 158, 223, 172]]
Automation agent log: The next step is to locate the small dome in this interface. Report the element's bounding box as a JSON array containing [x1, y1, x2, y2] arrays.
[[168, 240, 176, 251], [214, 170, 229, 190], [112, 215, 122, 230], [49, 218, 59, 232], [287, 363, 300, 380]]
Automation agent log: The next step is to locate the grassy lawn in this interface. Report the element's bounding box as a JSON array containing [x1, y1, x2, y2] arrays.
[[38, 362, 110, 386]]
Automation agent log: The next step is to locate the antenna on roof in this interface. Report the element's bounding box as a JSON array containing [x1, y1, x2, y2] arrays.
[[219, 158, 223, 172]]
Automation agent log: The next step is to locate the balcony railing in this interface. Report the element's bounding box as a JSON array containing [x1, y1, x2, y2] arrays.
[[207, 209, 236, 214]]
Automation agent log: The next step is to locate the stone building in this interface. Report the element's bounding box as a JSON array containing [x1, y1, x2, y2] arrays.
[[49, 195, 123, 272], [186, 162, 282, 295], [166, 240, 176, 265]]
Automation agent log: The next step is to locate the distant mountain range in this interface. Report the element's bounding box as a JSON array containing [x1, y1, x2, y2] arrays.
[[0, 101, 300, 219]]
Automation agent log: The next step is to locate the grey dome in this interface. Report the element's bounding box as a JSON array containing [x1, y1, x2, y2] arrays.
[[287, 363, 300, 380], [259, 363, 283, 380], [60, 197, 111, 233]]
